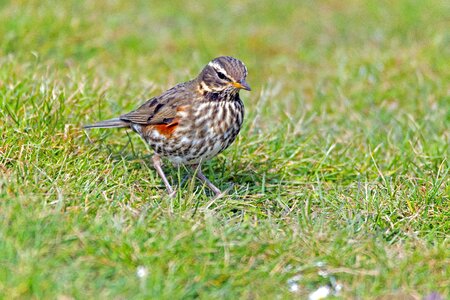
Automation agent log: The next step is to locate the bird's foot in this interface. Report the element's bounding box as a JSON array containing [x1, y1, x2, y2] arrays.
[[211, 183, 234, 200]]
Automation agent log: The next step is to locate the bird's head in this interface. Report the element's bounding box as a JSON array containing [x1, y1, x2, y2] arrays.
[[197, 56, 251, 94]]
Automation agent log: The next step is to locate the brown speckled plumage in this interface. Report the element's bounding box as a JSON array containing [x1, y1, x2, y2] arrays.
[[84, 56, 251, 197]]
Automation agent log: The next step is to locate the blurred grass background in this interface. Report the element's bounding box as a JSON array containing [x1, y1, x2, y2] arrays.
[[0, 0, 449, 298]]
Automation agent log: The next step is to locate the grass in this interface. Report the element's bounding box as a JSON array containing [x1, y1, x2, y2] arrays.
[[0, 0, 449, 298]]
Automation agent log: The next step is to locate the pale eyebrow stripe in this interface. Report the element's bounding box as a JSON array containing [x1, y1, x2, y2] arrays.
[[208, 62, 226, 74], [208, 61, 234, 81]]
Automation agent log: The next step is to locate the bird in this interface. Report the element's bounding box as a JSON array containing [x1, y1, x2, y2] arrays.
[[84, 56, 251, 197]]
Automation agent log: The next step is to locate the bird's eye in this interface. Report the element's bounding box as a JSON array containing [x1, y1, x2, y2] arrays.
[[217, 71, 227, 80]]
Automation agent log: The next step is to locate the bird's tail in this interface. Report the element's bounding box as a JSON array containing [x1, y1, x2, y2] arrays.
[[83, 118, 129, 129]]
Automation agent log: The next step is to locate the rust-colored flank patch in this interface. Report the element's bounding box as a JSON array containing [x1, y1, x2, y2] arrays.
[[153, 120, 179, 137]]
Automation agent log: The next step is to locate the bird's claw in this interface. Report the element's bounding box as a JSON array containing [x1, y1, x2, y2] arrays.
[[212, 183, 234, 200]]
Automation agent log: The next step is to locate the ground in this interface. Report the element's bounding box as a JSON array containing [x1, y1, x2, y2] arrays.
[[0, 0, 449, 299]]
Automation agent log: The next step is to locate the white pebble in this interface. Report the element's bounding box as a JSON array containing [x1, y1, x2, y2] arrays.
[[136, 266, 148, 278], [308, 286, 331, 300]]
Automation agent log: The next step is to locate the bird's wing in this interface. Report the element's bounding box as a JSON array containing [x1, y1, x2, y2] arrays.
[[120, 83, 193, 125]]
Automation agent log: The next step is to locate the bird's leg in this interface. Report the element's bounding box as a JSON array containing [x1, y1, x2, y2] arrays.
[[152, 155, 176, 197], [191, 164, 223, 196]]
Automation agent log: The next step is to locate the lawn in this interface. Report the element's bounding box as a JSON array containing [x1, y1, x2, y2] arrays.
[[0, 0, 449, 298]]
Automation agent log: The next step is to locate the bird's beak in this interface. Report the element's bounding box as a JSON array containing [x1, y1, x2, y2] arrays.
[[232, 79, 251, 91]]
